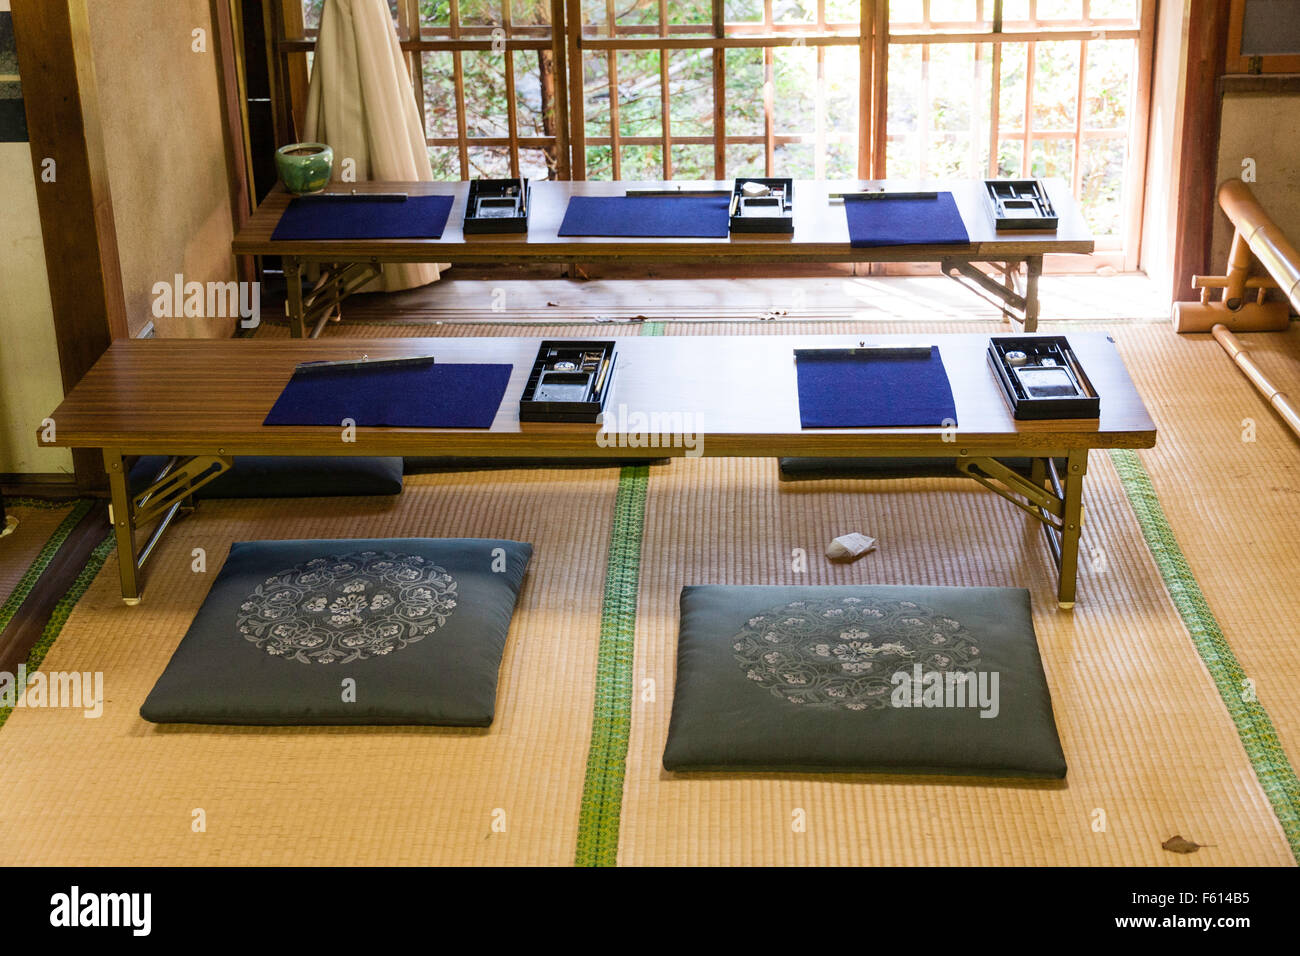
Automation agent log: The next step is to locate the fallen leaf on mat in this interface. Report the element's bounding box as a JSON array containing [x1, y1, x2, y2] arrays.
[[1161, 835, 1210, 854]]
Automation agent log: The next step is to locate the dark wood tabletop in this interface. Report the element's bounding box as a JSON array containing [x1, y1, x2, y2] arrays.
[[231, 178, 1095, 264], [45, 333, 1153, 458]]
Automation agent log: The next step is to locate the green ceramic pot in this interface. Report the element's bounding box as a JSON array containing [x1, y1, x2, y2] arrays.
[[275, 142, 334, 195]]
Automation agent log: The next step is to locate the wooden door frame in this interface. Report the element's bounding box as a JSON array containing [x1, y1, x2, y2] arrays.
[[11, 0, 128, 491], [1171, 0, 1231, 303]]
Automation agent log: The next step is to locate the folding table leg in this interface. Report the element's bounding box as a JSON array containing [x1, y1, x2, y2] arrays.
[[1056, 448, 1088, 609], [1023, 255, 1043, 332], [285, 256, 306, 338], [103, 448, 141, 605]]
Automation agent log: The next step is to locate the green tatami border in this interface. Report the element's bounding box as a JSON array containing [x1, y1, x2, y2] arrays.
[[574, 319, 661, 865], [0, 533, 114, 730], [1111, 448, 1300, 862], [574, 464, 649, 867], [0, 498, 95, 635]]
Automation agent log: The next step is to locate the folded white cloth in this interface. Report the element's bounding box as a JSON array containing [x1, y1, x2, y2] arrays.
[[826, 532, 878, 562]]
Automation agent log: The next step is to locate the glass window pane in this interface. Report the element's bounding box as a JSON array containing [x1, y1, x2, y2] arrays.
[[419, 0, 452, 30], [511, 0, 553, 26], [773, 0, 815, 24], [997, 139, 1024, 178], [1088, 0, 1138, 18], [724, 0, 763, 23], [824, 140, 856, 179], [458, 0, 501, 28], [670, 143, 714, 179], [669, 48, 714, 137], [670, 0, 715, 27], [886, 134, 919, 179], [463, 50, 509, 138], [1079, 136, 1126, 236], [621, 144, 664, 180], [519, 147, 552, 179], [773, 45, 816, 135], [824, 47, 859, 135], [302, 0, 323, 32], [998, 42, 1027, 131], [468, 145, 511, 177], [727, 143, 765, 178], [823, 0, 861, 23], [774, 142, 815, 178], [1028, 137, 1073, 182], [583, 54, 611, 139], [1032, 41, 1080, 131], [1001, 1, 1030, 22], [887, 43, 921, 139], [1084, 39, 1132, 131], [929, 43, 979, 135], [428, 145, 460, 179], [617, 0, 658, 29], [1037, 0, 1083, 18], [617, 50, 662, 138], [890, 0, 925, 24], [726, 48, 765, 137], [513, 51, 547, 139], [929, 0, 981, 23], [582, 0, 607, 31], [421, 52, 459, 139], [585, 145, 613, 179]]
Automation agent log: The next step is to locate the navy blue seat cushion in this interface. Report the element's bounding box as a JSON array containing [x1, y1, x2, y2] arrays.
[[141, 537, 533, 726], [130, 456, 403, 498], [663, 584, 1066, 778], [778, 457, 1065, 481]]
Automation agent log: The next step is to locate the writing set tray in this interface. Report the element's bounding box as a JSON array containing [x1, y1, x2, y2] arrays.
[[729, 178, 794, 233], [463, 178, 529, 234], [987, 335, 1098, 420], [519, 340, 618, 423], [983, 179, 1058, 230]]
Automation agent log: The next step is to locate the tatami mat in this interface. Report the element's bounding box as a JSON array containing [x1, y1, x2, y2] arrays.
[[612, 321, 1294, 865], [0, 471, 619, 865], [0, 500, 82, 617], [3, 314, 1297, 866], [1110, 323, 1300, 794]]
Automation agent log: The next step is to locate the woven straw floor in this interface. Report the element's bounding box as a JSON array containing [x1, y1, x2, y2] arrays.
[[0, 315, 1296, 865]]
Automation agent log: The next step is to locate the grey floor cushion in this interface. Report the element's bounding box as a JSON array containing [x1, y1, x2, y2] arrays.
[[141, 537, 532, 726], [663, 584, 1066, 778], [130, 456, 403, 498]]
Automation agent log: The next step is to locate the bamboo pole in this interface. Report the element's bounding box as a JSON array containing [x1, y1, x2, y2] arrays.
[[1213, 325, 1300, 438], [1219, 179, 1300, 314]]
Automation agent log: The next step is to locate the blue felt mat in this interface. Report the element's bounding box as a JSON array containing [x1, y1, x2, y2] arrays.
[[264, 362, 512, 429], [795, 347, 958, 428], [271, 195, 455, 240], [844, 192, 970, 248], [557, 195, 731, 238]]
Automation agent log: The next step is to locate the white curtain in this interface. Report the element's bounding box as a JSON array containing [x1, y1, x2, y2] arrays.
[[304, 0, 447, 292]]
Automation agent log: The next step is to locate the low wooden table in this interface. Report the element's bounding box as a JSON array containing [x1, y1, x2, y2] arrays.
[[232, 179, 1094, 337], [44, 333, 1153, 609]]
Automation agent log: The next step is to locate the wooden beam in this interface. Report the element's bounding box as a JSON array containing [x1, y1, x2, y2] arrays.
[[212, 0, 255, 286], [548, 0, 570, 179], [11, 0, 128, 491], [1172, 0, 1231, 302], [565, 0, 585, 178]]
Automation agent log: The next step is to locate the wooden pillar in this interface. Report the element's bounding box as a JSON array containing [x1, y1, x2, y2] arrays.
[[1171, 0, 1231, 302], [11, 0, 128, 491]]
